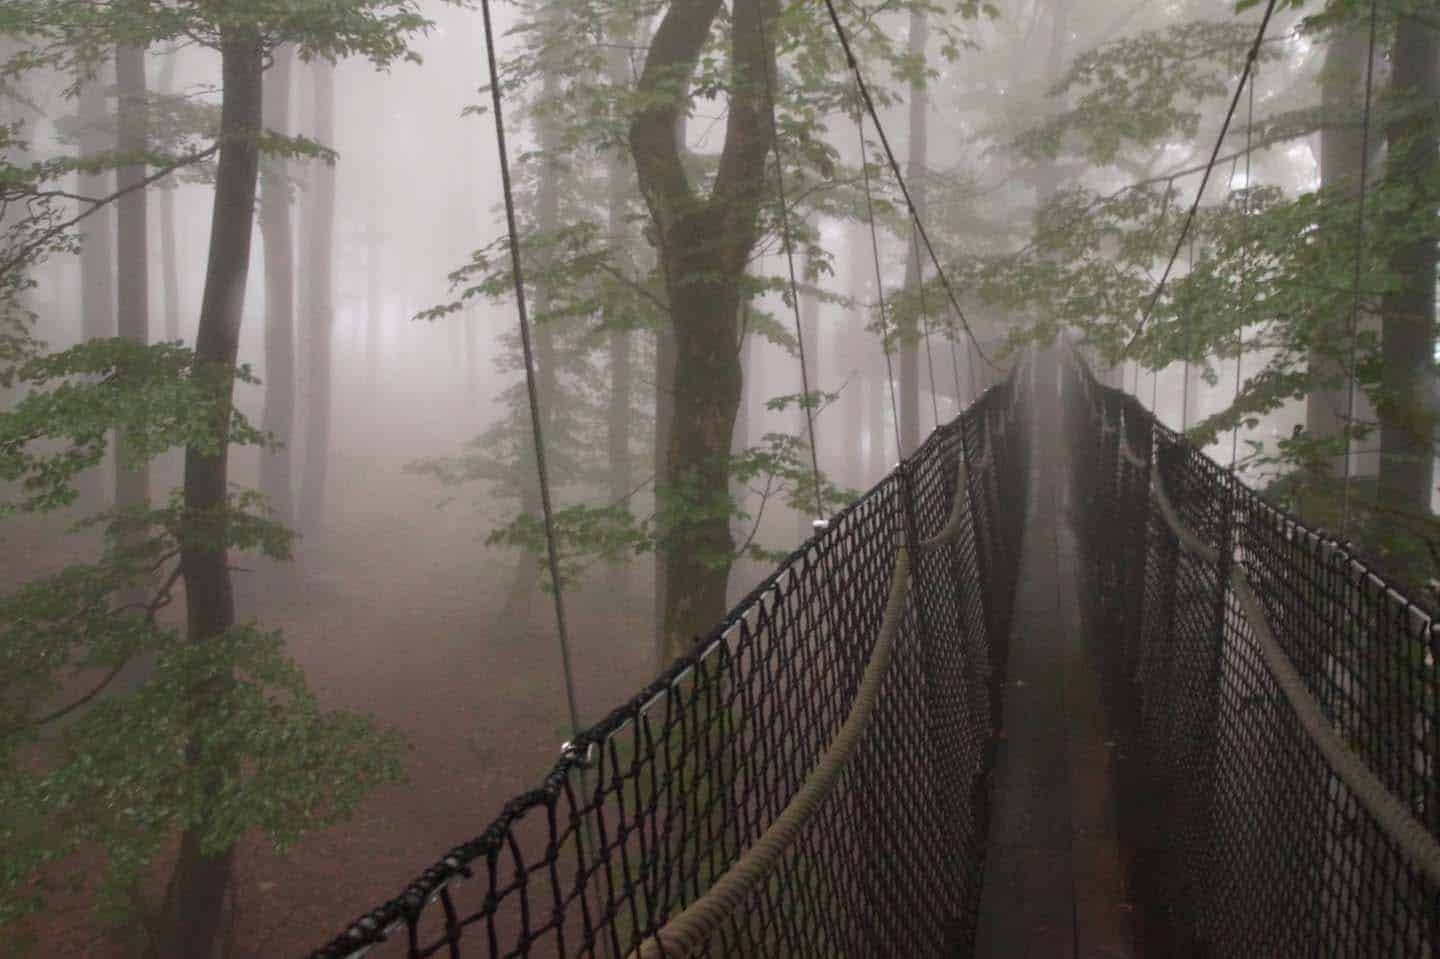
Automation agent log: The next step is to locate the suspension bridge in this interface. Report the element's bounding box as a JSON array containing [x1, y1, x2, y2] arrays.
[[298, 0, 1440, 950], [303, 345, 1439, 958]]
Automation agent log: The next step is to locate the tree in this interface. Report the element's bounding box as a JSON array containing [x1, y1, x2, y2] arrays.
[[933, 0, 1440, 590], [298, 55, 335, 534], [77, 64, 115, 506], [260, 44, 296, 527], [0, 0, 430, 951], [113, 35, 149, 590], [155, 50, 182, 344], [1305, 15, 1375, 477], [1375, 8, 1438, 564], [899, 4, 929, 457]]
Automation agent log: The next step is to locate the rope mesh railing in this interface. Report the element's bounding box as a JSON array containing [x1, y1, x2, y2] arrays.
[[1064, 347, 1440, 958], [307, 362, 1031, 959]]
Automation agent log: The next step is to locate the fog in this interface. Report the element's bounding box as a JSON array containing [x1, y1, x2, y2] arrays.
[[5, 0, 1431, 953]]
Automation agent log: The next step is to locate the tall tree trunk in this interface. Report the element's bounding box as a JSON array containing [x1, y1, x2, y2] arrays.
[[652, 319, 677, 667], [1307, 20, 1374, 477], [1376, 17, 1439, 540], [157, 28, 262, 959], [631, 0, 777, 664], [839, 221, 866, 489], [78, 68, 114, 506], [114, 39, 150, 628], [868, 366, 886, 480], [157, 52, 182, 343], [899, 7, 927, 458], [298, 58, 335, 534], [605, 39, 634, 595], [259, 45, 296, 527]]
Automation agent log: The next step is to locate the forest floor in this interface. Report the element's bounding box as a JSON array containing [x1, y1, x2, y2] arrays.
[[11, 446, 663, 959]]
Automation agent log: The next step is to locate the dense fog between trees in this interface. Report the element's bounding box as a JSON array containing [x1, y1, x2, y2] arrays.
[[2, 0, 1437, 953]]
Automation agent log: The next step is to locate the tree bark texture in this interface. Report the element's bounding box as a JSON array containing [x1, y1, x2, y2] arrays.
[[298, 58, 335, 533], [630, 0, 778, 664], [160, 29, 263, 959], [260, 45, 296, 527], [1377, 17, 1439, 530]]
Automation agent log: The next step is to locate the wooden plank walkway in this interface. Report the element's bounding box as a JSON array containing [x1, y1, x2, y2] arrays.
[[973, 369, 1136, 959]]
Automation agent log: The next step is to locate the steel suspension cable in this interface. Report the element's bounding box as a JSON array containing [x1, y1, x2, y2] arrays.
[[1182, 232, 1195, 433], [820, 0, 997, 373], [757, 11, 827, 523], [479, 27, 615, 959], [1341, 0, 1380, 541], [1124, 0, 1282, 355], [1230, 69, 1256, 472], [479, 0, 582, 742]]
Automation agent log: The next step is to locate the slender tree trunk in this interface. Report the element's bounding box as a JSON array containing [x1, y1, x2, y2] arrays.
[[157, 29, 262, 959], [796, 251, 820, 537], [899, 7, 927, 458], [1376, 17, 1439, 539], [298, 58, 336, 534], [113, 39, 151, 645], [868, 368, 886, 480], [839, 221, 866, 489], [259, 45, 296, 527], [115, 40, 149, 496], [157, 52, 182, 344], [606, 40, 634, 595], [1307, 20, 1373, 477], [78, 68, 114, 506], [652, 318, 676, 667]]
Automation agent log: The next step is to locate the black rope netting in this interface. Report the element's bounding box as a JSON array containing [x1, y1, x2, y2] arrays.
[[1065, 350, 1440, 957], [307, 367, 1031, 959]]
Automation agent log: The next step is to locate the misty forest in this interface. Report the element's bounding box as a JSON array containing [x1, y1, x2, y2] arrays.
[[1, 0, 1438, 953]]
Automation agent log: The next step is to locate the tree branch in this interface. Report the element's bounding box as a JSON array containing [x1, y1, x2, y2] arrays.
[[1, 142, 220, 281], [629, 0, 722, 235]]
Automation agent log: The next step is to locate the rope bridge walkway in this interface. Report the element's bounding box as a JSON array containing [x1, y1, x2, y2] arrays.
[[307, 347, 1439, 958], [1065, 350, 1439, 957]]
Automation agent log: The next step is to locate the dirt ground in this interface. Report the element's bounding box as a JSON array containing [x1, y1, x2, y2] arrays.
[[8, 442, 666, 958]]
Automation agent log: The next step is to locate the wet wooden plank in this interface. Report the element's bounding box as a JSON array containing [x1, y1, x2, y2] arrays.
[[973, 375, 1134, 959]]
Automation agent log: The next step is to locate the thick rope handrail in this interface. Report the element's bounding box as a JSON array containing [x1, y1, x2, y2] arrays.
[[1147, 463, 1440, 889], [920, 453, 971, 550], [629, 427, 984, 958], [628, 546, 913, 959]]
